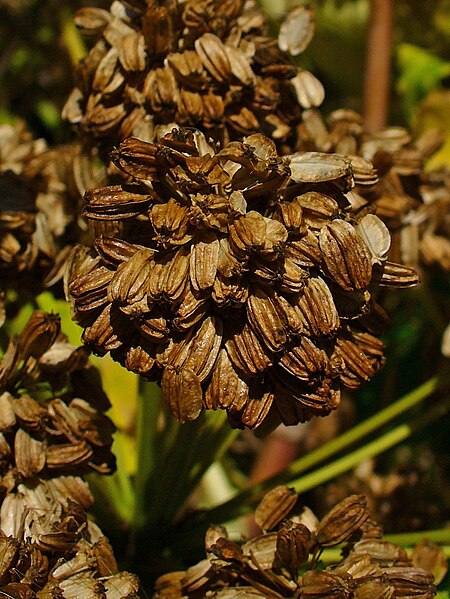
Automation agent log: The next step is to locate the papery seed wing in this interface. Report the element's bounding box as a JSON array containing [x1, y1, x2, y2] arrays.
[[278, 6, 315, 56]]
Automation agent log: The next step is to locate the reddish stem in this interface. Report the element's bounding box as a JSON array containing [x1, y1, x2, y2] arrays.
[[363, 0, 393, 131]]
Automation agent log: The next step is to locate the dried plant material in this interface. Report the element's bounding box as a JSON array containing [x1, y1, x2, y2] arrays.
[[316, 494, 370, 546], [0, 312, 139, 597], [278, 6, 315, 56], [67, 128, 416, 429], [356, 215, 391, 265], [153, 488, 439, 597], [64, 0, 325, 159], [0, 121, 105, 314], [295, 110, 450, 274], [0, 311, 116, 481], [254, 486, 298, 531], [411, 540, 448, 585]]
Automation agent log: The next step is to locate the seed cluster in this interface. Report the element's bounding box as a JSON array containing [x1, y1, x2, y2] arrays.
[[66, 128, 418, 429], [294, 109, 450, 272], [0, 311, 139, 597], [0, 121, 104, 317], [154, 486, 439, 598], [63, 0, 324, 158]]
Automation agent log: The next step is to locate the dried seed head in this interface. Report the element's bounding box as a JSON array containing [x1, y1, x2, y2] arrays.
[[64, 0, 325, 159], [0, 121, 105, 316], [411, 540, 448, 586], [66, 128, 416, 429], [154, 488, 438, 598], [0, 313, 138, 598], [295, 109, 450, 275]]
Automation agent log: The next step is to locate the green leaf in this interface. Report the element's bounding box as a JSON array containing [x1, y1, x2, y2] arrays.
[[396, 43, 450, 120]]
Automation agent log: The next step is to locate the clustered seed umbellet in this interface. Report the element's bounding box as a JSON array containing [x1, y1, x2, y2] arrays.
[[0, 310, 139, 597], [64, 0, 450, 276], [153, 486, 440, 597], [294, 109, 450, 272], [63, 0, 324, 159], [66, 128, 419, 429], [0, 121, 105, 319]]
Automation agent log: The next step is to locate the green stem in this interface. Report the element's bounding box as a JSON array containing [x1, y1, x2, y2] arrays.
[[132, 381, 162, 528], [183, 383, 449, 528], [60, 8, 86, 65], [112, 433, 135, 517], [148, 409, 237, 528], [284, 376, 441, 480], [384, 530, 450, 546], [320, 543, 450, 565]]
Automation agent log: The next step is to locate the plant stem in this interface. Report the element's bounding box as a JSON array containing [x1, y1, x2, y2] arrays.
[[283, 376, 442, 480], [320, 543, 450, 564], [132, 381, 162, 528], [60, 8, 86, 65], [182, 378, 448, 529], [363, 0, 393, 130], [384, 530, 450, 546]]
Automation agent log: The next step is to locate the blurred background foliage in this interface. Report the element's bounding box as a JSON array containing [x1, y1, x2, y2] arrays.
[[0, 0, 449, 594]]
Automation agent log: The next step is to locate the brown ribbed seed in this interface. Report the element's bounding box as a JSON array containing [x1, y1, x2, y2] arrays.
[[118, 32, 146, 72], [135, 308, 169, 342], [225, 45, 255, 86], [172, 284, 208, 331], [225, 321, 272, 376], [229, 211, 267, 258], [108, 248, 153, 306], [17, 311, 60, 361], [379, 261, 420, 287], [124, 345, 155, 376], [274, 521, 313, 573], [300, 570, 351, 598], [149, 247, 190, 302], [279, 337, 329, 380], [294, 276, 340, 336], [14, 428, 45, 478], [83, 304, 129, 353], [83, 184, 153, 220], [411, 540, 448, 586], [319, 219, 373, 291], [111, 137, 160, 180], [204, 349, 249, 411], [316, 495, 369, 547], [212, 273, 248, 308], [161, 366, 203, 424], [45, 441, 93, 468], [194, 33, 232, 83], [333, 337, 379, 386], [285, 229, 322, 267], [164, 316, 223, 382], [296, 192, 339, 229], [74, 8, 111, 36], [189, 231, 220, 291], [353, 580, 394, 599], [241, 388, 274, 429], [151, 199, 191, 247], [273, 197, 306, 234], [383, 566, 435, 598], [166, 51, 207, 90], [254, 486, 298, 531], [144, 66, 179, 113], [246, 287, 288, 352]]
